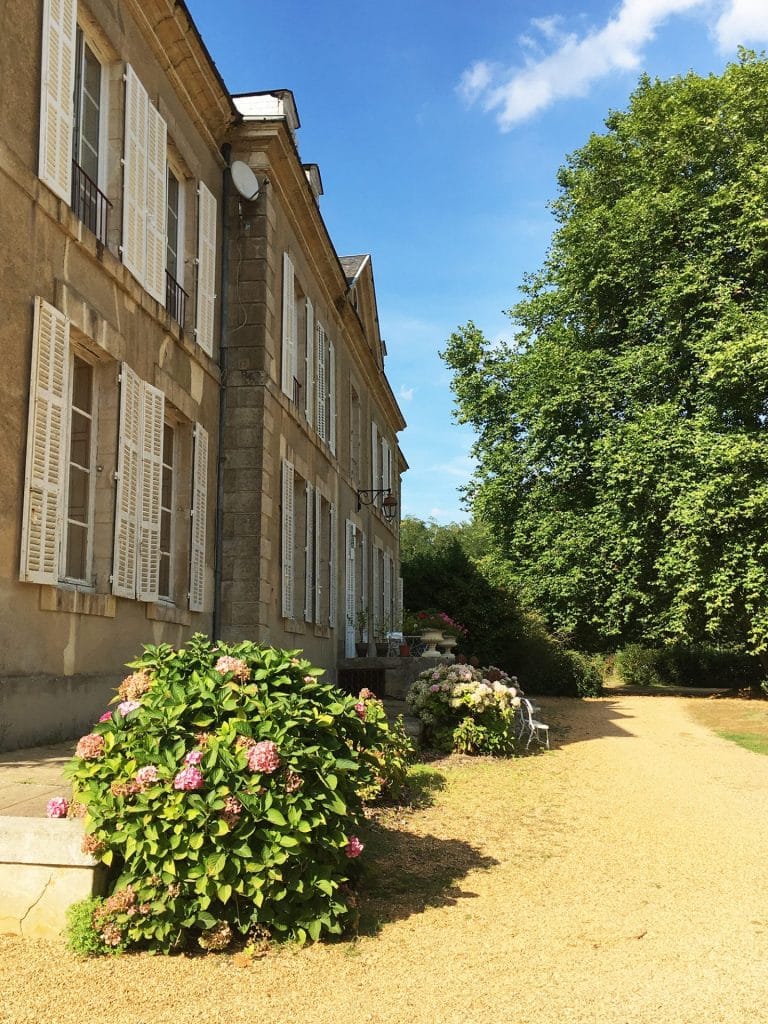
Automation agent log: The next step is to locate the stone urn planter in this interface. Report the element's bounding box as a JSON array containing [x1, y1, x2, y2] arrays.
[[439, 635, 458, 656], [420, 628, 444, 658]]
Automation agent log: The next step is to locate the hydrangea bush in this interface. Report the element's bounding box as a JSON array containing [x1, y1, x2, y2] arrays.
[[406, 662, 521, 755], [65, 634, 412, 953]]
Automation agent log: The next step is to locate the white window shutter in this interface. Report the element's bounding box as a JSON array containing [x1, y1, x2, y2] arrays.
[[136, 383, 164, 602], [314, 488, 322, 624], [144, 103, 168, 305], [38, 0, 76, 203], [383, 551, 392, 628], [329, 502, 337, 627], [281, 253, 296, 397], [20, 297, 70, 584], [304, 481, 314, 623], [189, 422, 208, 611], [281, 458, 295, 617], [361, 530, 368, 639], [328, 340, 337, 455], [345, 520, 356, 657], [122, 65, 149, 285], [315, 323, 327, 441], [371, 545, 380, 636], [112, 363, 142, 598], [371, 422, 379, 493], [304, 298, 314, 427], [196, 182, 217, 356]]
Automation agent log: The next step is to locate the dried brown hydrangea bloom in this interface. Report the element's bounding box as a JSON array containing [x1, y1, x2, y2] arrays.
[[117, 670, 153, 701], [198, 921, 232, 951], [81, 833, 106, 857]]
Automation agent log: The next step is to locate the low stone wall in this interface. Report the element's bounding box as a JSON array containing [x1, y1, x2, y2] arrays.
[[0, 673, 119, 752], [338, 654, 452, 701], [0, 817, 105, 938]]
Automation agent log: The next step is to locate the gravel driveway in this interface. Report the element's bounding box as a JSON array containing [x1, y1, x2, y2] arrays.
[[2, 694, 767, 1024]]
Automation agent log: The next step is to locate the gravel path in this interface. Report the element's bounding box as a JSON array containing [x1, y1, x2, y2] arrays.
[[2, 694, 767, 1024]]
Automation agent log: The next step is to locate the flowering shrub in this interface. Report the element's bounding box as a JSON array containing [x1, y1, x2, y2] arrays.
[[406, 662, 521, 755], [411, 610, 468, 638], [65, 634, 410, 953]]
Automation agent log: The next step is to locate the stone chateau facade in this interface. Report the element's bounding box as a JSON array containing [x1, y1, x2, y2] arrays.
[[0, 0, 406, 750]]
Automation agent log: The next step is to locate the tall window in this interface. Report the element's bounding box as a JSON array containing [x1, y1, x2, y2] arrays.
[[158, 422, 175, 600], [70, 27, 108, 242], [64, 356, 95, 583], [350, 387, 361, 484], [165, 168, 186, 325], [72, 29, 100, 182]]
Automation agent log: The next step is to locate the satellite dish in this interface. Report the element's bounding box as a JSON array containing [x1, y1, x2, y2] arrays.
[[230, 161, 260, 201]]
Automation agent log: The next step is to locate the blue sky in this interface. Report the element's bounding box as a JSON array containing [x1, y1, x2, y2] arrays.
[[187, 0, 768, 523]]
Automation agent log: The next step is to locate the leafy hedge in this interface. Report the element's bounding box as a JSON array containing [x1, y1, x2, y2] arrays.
[[615, 643, 764, 690], [65, 634, 411, 954]]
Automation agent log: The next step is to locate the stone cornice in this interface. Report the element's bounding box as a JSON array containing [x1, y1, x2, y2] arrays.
[[122, 0, 238, 159]]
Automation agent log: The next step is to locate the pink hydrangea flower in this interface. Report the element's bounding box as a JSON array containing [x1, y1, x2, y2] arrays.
[[76, 733, 105, 760], [135, 765, 159, 789], [344, 836, 364, 858], [46, 796, 69, 818], [173, 765, 205, 791], [214, 655, 251, 682], [98, 710, 113, 722], [117, 700, 140, 717], [429, 684, 441, 692], [246, 740, 281, 774], [354, 702, 367, 720], [184, 750, 203, 766]]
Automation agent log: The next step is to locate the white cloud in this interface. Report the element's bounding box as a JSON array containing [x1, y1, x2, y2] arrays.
[[457, 60, 494, 104], [398, 385, 415, 402], [715, 0, 768, 50], [458, 0, 747, 129]]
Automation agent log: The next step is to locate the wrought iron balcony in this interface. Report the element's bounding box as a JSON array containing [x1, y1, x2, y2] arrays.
[[165, 270, 188, 327], [71, 160, 110, 246]]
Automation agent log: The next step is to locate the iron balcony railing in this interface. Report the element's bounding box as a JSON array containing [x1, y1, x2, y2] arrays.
[[165, 269, 188, 327], [71, 160, 110, 246]]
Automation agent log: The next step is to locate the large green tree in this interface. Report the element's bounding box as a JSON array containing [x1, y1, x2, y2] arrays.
[[443, 54, 768, 659]]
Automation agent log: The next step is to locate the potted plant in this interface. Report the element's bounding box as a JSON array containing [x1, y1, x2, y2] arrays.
[[374, 615, 392, 657], [348, 607, 370, 658]]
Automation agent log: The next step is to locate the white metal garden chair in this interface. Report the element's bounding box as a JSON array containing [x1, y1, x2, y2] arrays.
[[517, 697, 550, 750]]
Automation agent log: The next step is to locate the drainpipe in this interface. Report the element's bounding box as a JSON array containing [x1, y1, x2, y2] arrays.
[[212, 142, 231, 641]]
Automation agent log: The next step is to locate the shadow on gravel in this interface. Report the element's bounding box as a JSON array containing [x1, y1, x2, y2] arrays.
[[536, 696, 637, 750], [355, 820, 499, 936]]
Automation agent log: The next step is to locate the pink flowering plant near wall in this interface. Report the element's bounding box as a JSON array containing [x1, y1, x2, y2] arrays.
[[406, 663, 521, 755], [65, 634, 411, 954]]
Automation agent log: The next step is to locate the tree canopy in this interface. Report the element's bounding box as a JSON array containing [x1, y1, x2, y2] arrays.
[[442, 54, 768, 659]]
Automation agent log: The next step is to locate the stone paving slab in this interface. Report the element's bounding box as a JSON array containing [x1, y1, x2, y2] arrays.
[[0, 742, 73, 817]]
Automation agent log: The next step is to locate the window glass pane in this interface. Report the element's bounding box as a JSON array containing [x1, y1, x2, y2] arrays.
[[71, 358, 93, 413], [66, 523, 88, 581], [166, 172, 180, 279], [64, 357, 94, 583], [68, 465, 89, 525], [79, 43, 101, 181]]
